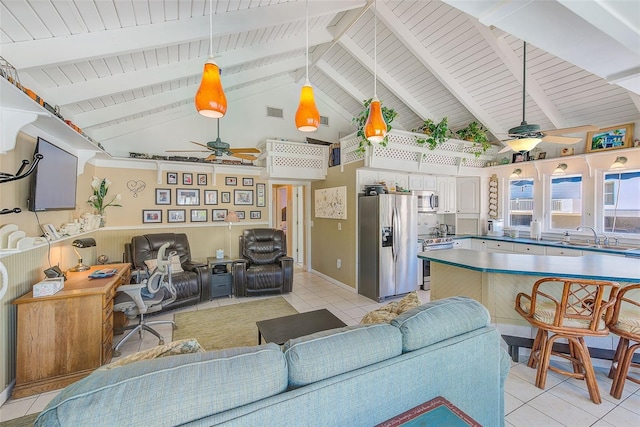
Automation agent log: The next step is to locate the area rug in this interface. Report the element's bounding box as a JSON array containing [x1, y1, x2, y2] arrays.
[[0, 413, 38, 427], [172, 297, 298, 350]]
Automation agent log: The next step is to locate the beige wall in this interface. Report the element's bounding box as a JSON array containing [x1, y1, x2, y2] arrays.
[[311, 161, 361, 289]]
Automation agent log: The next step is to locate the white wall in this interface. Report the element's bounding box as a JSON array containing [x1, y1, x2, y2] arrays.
[[101, 81, 355, 158]]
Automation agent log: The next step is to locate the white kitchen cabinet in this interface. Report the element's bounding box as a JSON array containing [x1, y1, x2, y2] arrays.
[[472, 239, 487, 251], [485, 240, 513, 253], [456, 177, 480, 214], [358, 170, 379, 188], [545, 247, 583, 257], [378, 172, 408, 192], [437, 176, 456, 213], [453, 239, 471, 249], [512, 243, 546, 255], [408, 174, 437, 191]]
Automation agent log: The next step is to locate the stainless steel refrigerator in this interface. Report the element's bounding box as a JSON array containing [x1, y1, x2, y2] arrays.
[[358, 193, 418, 302]]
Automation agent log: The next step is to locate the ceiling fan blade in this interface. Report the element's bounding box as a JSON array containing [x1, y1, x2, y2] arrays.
[[205, 154, 217, 162], [190, 141, 211, 149], [166, 149, 210, 152], [230, 153, 258, 161], [542, 125, 598, 135], [541, 135, 582, 144], [498, 145, 513, 154], [228, 147, 261, 153]]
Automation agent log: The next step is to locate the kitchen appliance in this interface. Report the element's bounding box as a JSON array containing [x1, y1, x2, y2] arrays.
[[411, 190, 438, 213], [487, 218, 504, 236], [419, 236, 454, 290], [358, 194, 418, 302], [364, 184, 385, 195]]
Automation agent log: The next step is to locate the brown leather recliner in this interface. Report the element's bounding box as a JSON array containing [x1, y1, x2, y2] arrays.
[[125, 233, 210, 311], [232, 228, 294, 297]]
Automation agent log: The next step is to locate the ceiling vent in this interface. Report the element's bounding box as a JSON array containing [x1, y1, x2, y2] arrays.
[[320, 115, 329, 126], [266, 107, 284, 119]]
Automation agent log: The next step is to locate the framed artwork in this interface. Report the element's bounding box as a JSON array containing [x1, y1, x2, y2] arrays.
[[155, 188, 171, 205], [225, 177, 237, 186], [168, 209, 186, 223], [212, 209, 228, 221], [250, 210, 261, 219], [586, 123, 634, 153], [314, 186, 347, 219], [183, 173, 193, 185], [536, 152, 546, 160], [197, 174, 207, 186], [242, 177, 254, 186], [512, 152, 526, 163], [236, 211, 245, 220], [204, 190, 218, 205], [176, 188, 200, 205], [221, 192, 231, 203], [256, 183, 266, 207], [190, 209, 207, 222], [142, 209, 162, 223], [167, 172, 178, 185], [234, 189, 253, 205]]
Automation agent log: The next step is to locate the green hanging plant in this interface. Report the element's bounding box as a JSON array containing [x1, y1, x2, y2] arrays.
[[352, 99, 398, 153], [412, 117, 453, 149], [455, 121, 491, 157]]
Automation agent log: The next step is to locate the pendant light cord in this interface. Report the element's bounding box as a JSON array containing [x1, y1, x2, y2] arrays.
[[373, 0, 377, 98], [306, 0, 309, 81], [209, 0, 213, 57]]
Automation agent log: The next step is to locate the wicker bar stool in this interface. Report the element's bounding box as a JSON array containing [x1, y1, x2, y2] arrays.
[[515, 277, 619, 404], [607, 283, 640, 399]]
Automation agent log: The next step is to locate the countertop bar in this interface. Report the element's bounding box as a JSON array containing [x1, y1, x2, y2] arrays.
[[418, 249, 640, 283]]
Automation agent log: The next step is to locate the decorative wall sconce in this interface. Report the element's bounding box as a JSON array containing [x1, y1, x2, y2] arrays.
[[510, 168, 522, 178], [552, 163, 568, 176], [610, 156, 627, 170]]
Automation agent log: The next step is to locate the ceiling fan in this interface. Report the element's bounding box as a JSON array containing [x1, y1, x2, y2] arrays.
[[498, 41, 598, 154], [166, 118, 260, 161]]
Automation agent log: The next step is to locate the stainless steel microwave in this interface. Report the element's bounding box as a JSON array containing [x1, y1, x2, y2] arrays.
[[411, 190, 439, 212]]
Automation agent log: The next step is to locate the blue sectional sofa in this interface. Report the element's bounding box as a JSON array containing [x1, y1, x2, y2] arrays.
[[36, 297, 510, 426]]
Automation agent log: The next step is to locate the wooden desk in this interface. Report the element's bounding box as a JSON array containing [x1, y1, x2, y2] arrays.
[[12, 263, 131, 398]]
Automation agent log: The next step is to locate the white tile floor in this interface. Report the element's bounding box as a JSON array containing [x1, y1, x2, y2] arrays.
[[1, 269, 639, 426]]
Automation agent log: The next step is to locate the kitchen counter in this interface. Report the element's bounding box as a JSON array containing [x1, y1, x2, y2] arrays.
[[418, 249, 640, 346], [448, 235, 640, 257]]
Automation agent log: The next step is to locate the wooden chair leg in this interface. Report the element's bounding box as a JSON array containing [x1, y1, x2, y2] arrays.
[[529, 329, 545, 369], [610, 339, 639, 400], [608, 338, 625, 380], [568, 340, 582, 374], [574, 337, 601, 404], [535, 332, 555, 390]]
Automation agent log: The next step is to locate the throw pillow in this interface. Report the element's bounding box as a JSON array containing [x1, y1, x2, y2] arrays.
[[144, 255, 183, 273], [360, 291, 421, 325], [100, 338, 205, 370]]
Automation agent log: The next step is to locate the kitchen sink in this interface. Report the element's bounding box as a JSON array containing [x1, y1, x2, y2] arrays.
[[554, 241, 636, 251]]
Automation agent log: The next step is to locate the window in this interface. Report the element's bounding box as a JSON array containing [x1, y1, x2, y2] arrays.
[[550, 175, 582, 229], [603, 170, 640, 234], [508, 178, 534, 227]]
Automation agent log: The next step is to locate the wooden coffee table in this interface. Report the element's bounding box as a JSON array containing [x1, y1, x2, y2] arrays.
[[256, 309, 347, 345]]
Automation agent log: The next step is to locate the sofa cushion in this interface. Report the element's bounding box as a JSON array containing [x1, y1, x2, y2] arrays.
[[35, 344, 287, 427], [144, 255, 183, 273], [284, 324, 402, 388], [391, 296, 491, 352]]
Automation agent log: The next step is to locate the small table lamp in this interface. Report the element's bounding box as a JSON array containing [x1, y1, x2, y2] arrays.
[[225, 212, 240, 258], [69, 238, 96, 272]]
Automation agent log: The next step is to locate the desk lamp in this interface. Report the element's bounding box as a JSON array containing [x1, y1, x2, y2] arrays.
[[69, 238, 96, 272], [224, 212, 240, 258]]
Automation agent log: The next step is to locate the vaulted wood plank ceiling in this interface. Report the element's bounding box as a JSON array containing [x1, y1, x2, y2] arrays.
[[1, 0, 638, 158]]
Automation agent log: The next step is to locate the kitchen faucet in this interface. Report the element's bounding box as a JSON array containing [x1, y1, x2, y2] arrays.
[[576, 226, 599, 245]]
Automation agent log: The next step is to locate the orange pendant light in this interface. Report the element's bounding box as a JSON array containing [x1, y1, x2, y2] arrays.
[[295, 0, 319, 132], [364, 97, 386, 143], [296, 79, 320, 132], [195, 57, 227, 118], [364, 0, 387, 144], [195, 0, 227, 118]]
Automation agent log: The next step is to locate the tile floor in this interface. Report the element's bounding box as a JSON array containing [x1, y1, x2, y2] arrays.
[[1, 269, 639, 426]]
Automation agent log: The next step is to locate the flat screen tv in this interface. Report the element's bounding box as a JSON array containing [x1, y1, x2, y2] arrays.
[[28, 137, 78, 211]]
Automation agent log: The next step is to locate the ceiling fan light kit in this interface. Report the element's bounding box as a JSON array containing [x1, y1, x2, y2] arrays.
[[195, 0, 227, 118], [295, 0, 320, 132], [364, 0, 387, 144], [506, 137, 542, 153]]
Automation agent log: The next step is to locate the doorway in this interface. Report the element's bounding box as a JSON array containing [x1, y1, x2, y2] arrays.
[[271, 183, 307, 266]]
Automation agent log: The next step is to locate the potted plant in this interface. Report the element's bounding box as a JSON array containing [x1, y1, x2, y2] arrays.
[[412, 117, 452, 149], [455, 121, 491, 157], [352, 99, 398, 153]]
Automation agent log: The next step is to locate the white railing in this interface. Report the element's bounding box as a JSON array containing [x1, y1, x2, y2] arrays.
[[256, 139, 328, 180]]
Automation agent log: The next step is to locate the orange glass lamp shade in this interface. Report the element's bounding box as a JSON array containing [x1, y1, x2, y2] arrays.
[[195, 58, 227, 118], [295, 82, 320, 132], [364, 98, 387, 143]]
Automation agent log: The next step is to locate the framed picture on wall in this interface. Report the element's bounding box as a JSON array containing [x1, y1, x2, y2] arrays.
[[236, 211, 245, 220], [197, 174, 207, 186], [586, 123, 634, 153], [168, 209, 185, 223], [142, 209, 162, 223], [250, 211, 261, 219], [221, 192, 231, 203], [155, 188, 171, 205], [242, 177, 254, 186], [176, 188, 200, 205], [183, 173, 193, 185], [204, 190, 218, 205], [212, 209, 228, 221], [234, 189, 253, 205], [225, 177, 237, 186], [256, 183, 266, 207], [190, 209, 207, 222], [167, 172, 178, 185]]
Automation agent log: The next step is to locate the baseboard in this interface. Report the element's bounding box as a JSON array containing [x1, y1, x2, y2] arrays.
[[309, 270, 355, 293], [0, 380, 15, 406]]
